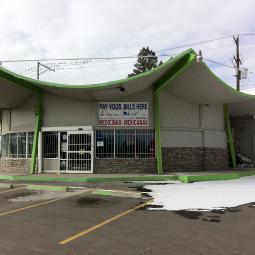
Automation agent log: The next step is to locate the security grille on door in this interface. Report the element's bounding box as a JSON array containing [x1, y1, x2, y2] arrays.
[[42, 130, 93, 173], [66, 132, 93, 172]]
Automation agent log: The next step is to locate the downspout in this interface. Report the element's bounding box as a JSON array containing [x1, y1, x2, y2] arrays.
[[30, 92, 43, 174], [224, 104, 237, 168]]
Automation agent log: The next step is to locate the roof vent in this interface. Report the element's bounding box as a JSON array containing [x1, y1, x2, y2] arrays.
[[196, 50, 203, 63]]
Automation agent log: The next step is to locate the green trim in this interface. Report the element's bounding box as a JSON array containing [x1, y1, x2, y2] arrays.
[[154, 51, 196, 91], [178, 174, 239, 183], [0, 171, 255, 183], [153, 51, 197, 174], [6, 175, 178, 183], [0, 175, 15, 180], [224, 104, 237, 168], [0, 49, 196, 90], [201, 61, 255, 100], [0, 68, 41, 93], [154, 90, 163, 174], [238, 170, 255, 177], [30, 92, 43, 174]]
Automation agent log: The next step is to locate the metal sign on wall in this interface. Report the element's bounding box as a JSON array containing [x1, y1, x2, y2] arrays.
[[98, 102, 149, 126]]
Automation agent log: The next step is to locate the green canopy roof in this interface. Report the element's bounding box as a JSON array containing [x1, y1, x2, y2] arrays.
[[0, 48, 255, 116]]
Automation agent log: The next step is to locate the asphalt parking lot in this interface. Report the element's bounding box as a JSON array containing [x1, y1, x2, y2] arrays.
[[0, 185, 254, 255]]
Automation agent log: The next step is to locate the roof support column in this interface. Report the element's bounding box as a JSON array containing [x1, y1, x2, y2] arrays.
[[224, 104, 237, 168], [154, 89, 163, 174], [30, 92, 43, 174]]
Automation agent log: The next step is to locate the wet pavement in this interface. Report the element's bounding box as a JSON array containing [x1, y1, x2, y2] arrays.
[[0, 183, 254, 254]]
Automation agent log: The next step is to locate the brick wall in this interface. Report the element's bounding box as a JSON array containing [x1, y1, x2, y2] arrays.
[[94, 158, 157, 174], [162, 147, 229, 172], [0, 147, 229, 174]]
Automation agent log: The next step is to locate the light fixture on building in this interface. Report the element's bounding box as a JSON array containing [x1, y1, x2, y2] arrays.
[[196, 50, 203, 63], [119, 87, 125, 92]]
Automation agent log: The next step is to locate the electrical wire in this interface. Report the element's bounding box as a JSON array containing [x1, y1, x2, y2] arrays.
[[2, 33, 255, 64], [203, 58, 234, 69], [155, 35, 233, 53], [1, 54, 174, 63]]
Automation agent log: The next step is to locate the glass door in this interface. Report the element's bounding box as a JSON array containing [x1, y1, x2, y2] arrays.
[[60, 131, 93, 173]]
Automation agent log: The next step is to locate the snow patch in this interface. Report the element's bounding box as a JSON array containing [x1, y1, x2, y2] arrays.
[[145, 176, 255, 211]]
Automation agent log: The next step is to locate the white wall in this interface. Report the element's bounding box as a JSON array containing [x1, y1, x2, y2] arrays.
[[43, 92, 94, 127], [11, 95, 36, 132], [160, 89, 226, 148]]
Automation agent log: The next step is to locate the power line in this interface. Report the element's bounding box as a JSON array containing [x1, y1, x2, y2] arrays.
[[203, 58, 234, 69], [201, 44, 235, 51], [1, 54, 174, 63], [155, 35, 233, 53], [2, 34, 255, 64]]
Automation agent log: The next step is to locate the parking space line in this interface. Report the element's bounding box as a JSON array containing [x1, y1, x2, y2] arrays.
[[0, 187, 25, 194], [59, 198, 153, 245], [0, 189, 89, 217]]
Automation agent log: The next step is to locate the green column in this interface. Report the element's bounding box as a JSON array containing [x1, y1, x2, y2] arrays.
[[30, 92, 43, 174], [154, 89, 163, 174], [224, 104, 237, 168]]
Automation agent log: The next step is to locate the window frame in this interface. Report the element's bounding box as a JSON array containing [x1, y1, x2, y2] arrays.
[[0, 132, 34, 159], [95, 129, 155, 159]]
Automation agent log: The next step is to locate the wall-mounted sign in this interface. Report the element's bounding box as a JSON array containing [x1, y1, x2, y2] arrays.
[[98, 102, 149, 126], [97, 141, 104, 147]]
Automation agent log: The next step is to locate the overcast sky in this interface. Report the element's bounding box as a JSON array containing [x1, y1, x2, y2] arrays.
[[1, 0, 255, 93]]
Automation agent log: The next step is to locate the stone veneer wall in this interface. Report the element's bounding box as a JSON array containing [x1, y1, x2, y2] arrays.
[[162, 147, 229, 172], [0, 148, 229, 174], [0, 159, 31, 174], [94, 158, 157, 174]]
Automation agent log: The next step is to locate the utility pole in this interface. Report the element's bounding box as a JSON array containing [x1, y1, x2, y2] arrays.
[[36, 62, 55, 80], [233, 35, 242, 91]]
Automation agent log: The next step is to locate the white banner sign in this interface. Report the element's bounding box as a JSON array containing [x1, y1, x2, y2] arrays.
[[98, 102, 149, 126]]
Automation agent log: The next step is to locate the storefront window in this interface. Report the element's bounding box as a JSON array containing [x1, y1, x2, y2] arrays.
[[0, 132, 34, 159], [18, 133, 26, 158], [1, 134, 9, 157], [136, 130, 155, 158], [115, 130, 136, 158], [27, 132, 34, 158], [95, 129, 155, 158], [95, 130, 114, 158]]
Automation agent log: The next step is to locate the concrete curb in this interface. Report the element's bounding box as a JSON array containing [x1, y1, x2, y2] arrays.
[[26, 185, 68, 192], [92, 189, 142, 198], [0, 170, 255, 184], [0, 183, 14, 189], [178, 170, 255, 183], [25, 185, 142, 199], [0, 175, 178, 183]]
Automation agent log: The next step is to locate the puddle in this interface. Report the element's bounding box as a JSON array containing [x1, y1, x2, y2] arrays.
[[76, 196, 104, 206], [203, 218, 221, 223], [145, 204, 164, 209], [135, 187, 152, 193], [174, 210, 204, 219], [210, 209, 226, 214], [226, 207, 242, 213], [248, 202, 255, 208]]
